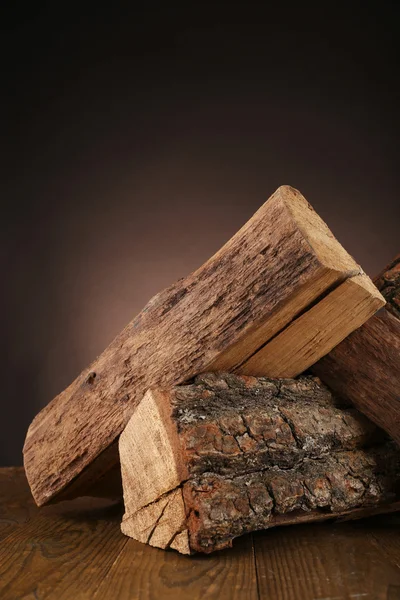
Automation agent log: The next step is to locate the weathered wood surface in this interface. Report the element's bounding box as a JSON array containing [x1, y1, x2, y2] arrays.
[[0, 469, 127, 600], [120, 373, 400, 554], [96, 524, 259, 600], [0, 467, 38, 543], [24, 185, 383, 507], [1, 468, 400, 600], [254, 516, 400, 600], [313, 254, 400, 444], [237, 273, 382, 377]]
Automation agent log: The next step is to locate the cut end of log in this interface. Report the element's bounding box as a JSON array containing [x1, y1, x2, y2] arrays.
[[120, 389, 192, 554], [275, 186, 360, 275], [120, 374, 400, 554], [121, 488, 190, 554], [120, 388, 189, 513]]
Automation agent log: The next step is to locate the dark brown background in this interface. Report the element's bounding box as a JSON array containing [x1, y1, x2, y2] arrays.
[[1, 4, 399, 466]]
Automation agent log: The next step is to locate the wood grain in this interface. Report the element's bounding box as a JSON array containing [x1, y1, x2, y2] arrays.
[[0, 468, 38, 542], [93, 533, 259, 600], [313, 254, 400, 444], [0, 493, 126, 599], [120, 373, 400, 554], [239, 273, 383, 377], [254, 520, 400, 600], [24, 185, 383, 507]]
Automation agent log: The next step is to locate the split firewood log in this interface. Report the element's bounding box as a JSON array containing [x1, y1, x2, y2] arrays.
[[313, 255, 400, 444], [120, 373, 400, 554]]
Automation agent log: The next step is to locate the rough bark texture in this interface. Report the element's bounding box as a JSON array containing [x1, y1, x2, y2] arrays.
[[24, 186, 383, 506], [313, 254, 400, 445], [374, 254, 400, 318], [120, 373, 400, 554]]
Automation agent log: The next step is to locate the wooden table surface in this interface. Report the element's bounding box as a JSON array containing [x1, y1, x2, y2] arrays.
[[0, 468, 399, 600]]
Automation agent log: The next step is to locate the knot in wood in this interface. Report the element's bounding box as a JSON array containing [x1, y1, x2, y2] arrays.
[[85, 372, 97, 385]]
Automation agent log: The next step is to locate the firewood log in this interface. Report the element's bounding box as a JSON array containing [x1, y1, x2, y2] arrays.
[[120, 373, 400, 554], [23, 186, 384, 506], [312, 255, 400, 444]]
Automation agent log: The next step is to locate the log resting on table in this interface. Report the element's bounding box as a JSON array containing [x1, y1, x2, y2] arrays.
[[120, 373, 400, 554], [312, 254, 400, 445]]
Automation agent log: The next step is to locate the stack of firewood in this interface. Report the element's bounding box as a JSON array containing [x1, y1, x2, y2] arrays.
[[23, 186, 400, 554]]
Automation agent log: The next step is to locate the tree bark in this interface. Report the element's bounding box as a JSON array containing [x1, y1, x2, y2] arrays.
[[312, 255, 400, 445], [120, 373, 400, 554], [375, 254, 400, 318], [23, 186, 383, 506]]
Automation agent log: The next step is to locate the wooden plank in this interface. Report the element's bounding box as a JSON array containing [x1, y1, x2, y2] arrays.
[[254, 520, 400, 600], [0, 468, 399, 599], [93, 533, 259, 600], [0, 475, 127, 600], [0, 467, 38, 542], [24, 185, 383, 507], [368, 514, 400, 571], [119, 373, 400, 554], [312, 254, 400, 444], [0, 468, 258, 600]]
